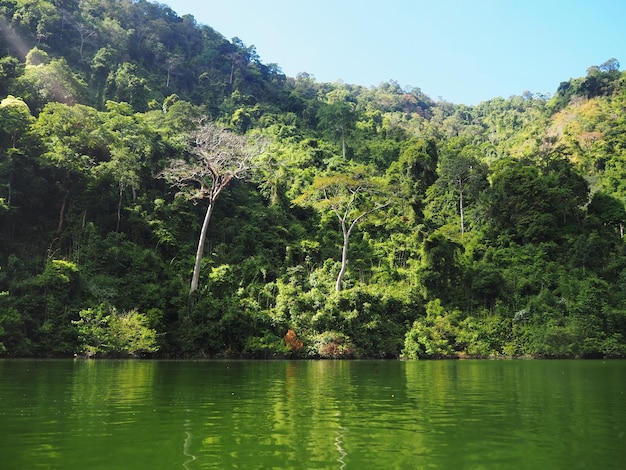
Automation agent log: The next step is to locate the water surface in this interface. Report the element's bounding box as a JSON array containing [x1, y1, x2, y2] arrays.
[[1, 359, 625, 469]]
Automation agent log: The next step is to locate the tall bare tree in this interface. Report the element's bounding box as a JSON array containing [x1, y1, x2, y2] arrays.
[[160, 119, 266, 294]]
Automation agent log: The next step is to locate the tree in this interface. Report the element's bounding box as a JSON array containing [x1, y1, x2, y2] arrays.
[[436, 146, 487, 235], [11, 0, 60, 45], [99, 101, 156, 232], [105, 63, 150, 111], [13, 52, 89, 113], [599, 58, 620, 73], [160, 119, 266, 294], [387, 138, 438, 220], [488, 163, 554, 244], [0, 56, 23, 97], [33, 102, 106, 232], [0, 96, 34, 209], [317, 87, 358, 159], [293, 166, 392, 291], [419, 233, 465, 303], [587, 191, 626, 239], [74, 18, 97, 57], [164, 55, 183, 88]]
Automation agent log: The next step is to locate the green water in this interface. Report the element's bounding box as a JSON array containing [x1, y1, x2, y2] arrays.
[[1, 359, 625, 469]]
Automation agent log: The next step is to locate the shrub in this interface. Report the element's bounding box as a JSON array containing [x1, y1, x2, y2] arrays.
[[74, 304, 159, 357], [307, 331, 357, 358], [402, 299, 460, 359]]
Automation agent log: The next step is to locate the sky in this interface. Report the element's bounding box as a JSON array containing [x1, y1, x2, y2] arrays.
[[162, 0, 626, 105]]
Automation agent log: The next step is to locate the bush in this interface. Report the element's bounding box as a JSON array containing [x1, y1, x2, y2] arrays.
[[10, 259, 85, 354], [244, 333, 289, 358], [307, 331, 357, 358], [74, 304, 159, 357], [402, 299, 460, 359]]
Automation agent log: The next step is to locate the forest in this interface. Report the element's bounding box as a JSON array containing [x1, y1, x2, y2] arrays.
[[1, 0, 625, 359]]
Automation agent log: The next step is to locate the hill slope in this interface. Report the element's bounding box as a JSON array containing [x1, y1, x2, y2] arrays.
[[0, 0, 625, 358]]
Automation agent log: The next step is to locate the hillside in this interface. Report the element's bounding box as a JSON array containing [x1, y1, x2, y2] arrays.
[[0, 0, 625, 358]]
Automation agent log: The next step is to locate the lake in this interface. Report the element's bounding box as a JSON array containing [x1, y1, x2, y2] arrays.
[[1, 359, 625, 469]]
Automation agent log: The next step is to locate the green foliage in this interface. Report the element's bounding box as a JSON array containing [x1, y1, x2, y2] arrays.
[[0, 2, 624, 358], [12, 55, 89, 112], [105, 63, 151, 112], [293, 164, 393, 291], [74, 304, 159, 357], [244, 333, 289, 359], [387, 138, 438, 220], [586, 191, 626, 237], [307, 331, 357, 359], [402, 300, 461, 359], [419, 233, 466, 304], [0, 300, 23, 354], [487, 157, 589, 245], [8, 259, 84, 355]]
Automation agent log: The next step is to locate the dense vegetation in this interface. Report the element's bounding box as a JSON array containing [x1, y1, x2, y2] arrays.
[[1, 0, 625, 359]]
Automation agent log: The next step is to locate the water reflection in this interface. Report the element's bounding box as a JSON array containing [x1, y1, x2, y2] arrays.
[[403, 360, 626, 468], [182, 417, 196, 470], [334, 420, 348, 470], [180, 360, 358, 468], [1, 359, 625, 469]]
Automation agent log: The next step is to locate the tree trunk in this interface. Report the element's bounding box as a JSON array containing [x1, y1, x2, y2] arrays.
[[459, 188, 465, 235], [341, 125, 346, 159], [335, 221, 350, 292], [190, 198, 215, 294], [57, 191, 68, 233], [116, 184, 123, 232]]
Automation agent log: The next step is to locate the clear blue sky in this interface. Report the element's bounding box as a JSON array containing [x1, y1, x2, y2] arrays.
[[162, 0, 626, 105]]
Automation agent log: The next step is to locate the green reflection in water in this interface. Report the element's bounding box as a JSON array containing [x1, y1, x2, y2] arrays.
[[1, 359, 625, 469], [402, 360, 626, 469]]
